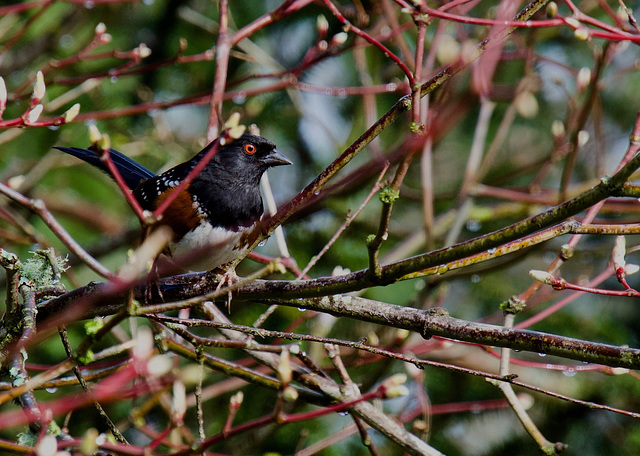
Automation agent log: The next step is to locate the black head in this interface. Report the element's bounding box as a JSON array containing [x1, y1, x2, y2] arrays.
[[198, 133, 292, 184]]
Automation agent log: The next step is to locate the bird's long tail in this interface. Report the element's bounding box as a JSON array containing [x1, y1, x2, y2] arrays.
[[54, 146, 155, 190]]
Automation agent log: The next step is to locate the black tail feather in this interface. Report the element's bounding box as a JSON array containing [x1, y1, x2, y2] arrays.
[[54, 146, 155, 190]]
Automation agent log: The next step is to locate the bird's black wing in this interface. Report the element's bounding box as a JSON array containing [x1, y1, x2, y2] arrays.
[[54, 146, 156, 190]]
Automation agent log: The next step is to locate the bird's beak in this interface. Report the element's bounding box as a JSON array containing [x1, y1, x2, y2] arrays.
[[263, 148, 292, 167]]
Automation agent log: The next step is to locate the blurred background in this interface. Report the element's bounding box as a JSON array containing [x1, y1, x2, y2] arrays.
[[2, 0, 640, 454]]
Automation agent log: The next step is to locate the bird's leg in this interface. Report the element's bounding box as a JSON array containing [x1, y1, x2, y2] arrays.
[[145, 259, 165, 304], [213, 265, 238, 312]]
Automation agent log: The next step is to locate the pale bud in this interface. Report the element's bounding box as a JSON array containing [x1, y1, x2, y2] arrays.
[[331, 32, 348, 46], [98, 133, 111, 151], [331, 265, 350, 276], [576, 67, 591, 91], [230, 391, 244, 408], [26, 104, 43, 123], [395, 328, 410, 342], [88, 124, 101, 144], [382, 373, 407, 388], [142, 209, 156, 224], [224, 111, 241, 129], [366, 331, 379, 346], [436, 34, 461, 65], [62, 103, 80, 123], [529, 270, 554, 285], [413, 419, 428, 431], [551, 120, 565, 138], [32, 71, 46, 102], [7, 175, 25, 189], [277, 349, 292, 385], [517, 393, 534, 410], [247, 124, 260, 136], [79, 428, 99, 455], [574, 27, 590, 41], [546, 2, 558, 18], [172, 364, 202, 385], [515, 91, 538, 119], [613, 236, 626, 271], [317, 15, 329, 35], [0, 76, 6, 110], [95, 22, 107, 34], [227, 124, 246, 139], [560, 243, 574, 259], [179, 37, 188, 52], [147, 354, 173, 377], [137, 43, 152, 58], [617, 6, 629, 22], [577, 130, 589, 147], [36, 435, 57, 456], [460, 40, 477, 65], [100, 33, 112, 44], [283, 385, 299, 402], [565, 17, 581, 29], [171, 380, 186, 423], [385, 385, 409, 398], [133, 326, 154, 362]]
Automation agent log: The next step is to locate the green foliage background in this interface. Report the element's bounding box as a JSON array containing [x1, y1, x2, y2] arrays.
[[2, 0, 640, 454]]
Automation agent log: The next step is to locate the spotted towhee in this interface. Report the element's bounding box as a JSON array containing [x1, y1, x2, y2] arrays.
[[55, 133, 292, 271]]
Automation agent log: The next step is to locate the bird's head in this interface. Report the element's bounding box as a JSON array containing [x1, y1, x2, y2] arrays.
[[206, 133, 292, 183]]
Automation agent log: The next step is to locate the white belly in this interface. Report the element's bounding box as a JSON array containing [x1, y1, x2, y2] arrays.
[[170, 223, 251, 271]]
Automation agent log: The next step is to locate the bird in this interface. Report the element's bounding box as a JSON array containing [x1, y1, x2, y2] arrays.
[[55, 133, 292, 272]]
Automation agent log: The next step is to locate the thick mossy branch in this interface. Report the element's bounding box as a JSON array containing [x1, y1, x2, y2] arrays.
[[37, 283, 640, 369], [269, 297, 640, 369]]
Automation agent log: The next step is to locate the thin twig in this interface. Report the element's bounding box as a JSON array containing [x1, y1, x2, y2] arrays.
[[0, 183, 113, 279]]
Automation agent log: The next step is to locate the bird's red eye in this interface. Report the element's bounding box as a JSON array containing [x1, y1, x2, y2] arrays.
[[244, 144, 256, 155]]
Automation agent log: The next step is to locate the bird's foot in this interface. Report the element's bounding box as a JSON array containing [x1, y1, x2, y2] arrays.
[[144, 261, 164, 304]]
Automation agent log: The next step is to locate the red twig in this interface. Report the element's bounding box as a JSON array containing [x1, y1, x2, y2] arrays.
[[146, 424, 175, 452], [54, 48, 213, 86], [543, 274, 640, 297], [411, 18, 427, 125], [231, 0, 313, 46], [172, 380, 402, 455], [0, 0, 136, 16], [0, 362, 170, 429], [321, 0, 416, 87], [516, 269, 612, 329], [0, 113, 76, 129], [207, 0, 230, 140]]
